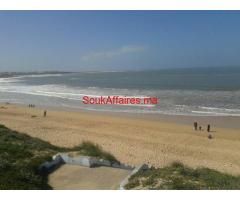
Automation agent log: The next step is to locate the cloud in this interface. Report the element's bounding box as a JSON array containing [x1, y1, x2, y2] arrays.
[[81, 45, 146, 61]]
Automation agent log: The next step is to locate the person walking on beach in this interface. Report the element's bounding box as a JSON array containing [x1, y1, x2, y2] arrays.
[[43, 110, 47, 117], [207, 124, 211, 132], [194, 122, 198, 130]]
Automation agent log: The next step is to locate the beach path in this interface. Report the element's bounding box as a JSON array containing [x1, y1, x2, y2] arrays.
[[48, 165, 130, 190]]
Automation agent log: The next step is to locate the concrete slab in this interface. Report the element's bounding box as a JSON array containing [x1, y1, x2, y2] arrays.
[[48, 164, 131, 190]]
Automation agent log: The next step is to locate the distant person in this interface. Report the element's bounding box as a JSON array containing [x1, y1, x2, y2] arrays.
[[194, 122, 198, 130], [208, 134, 213, 139], [44, 110, 47, 117], [199, 126, 202, 131], [207, 124, 210, 132]]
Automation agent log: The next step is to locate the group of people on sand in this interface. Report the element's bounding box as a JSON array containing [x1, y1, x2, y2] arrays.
[[28, 104, 47, 117], [194, 122, 213, 139], [28, 104, 35, 108], [193, 122, 211, 132]]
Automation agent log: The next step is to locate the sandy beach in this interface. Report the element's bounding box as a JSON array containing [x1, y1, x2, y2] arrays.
[[1, 103, 240, 175]]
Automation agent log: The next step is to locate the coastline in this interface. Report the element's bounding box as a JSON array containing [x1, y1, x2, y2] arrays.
[[5, 101, 240, 129], [1, 103, 240, 175]]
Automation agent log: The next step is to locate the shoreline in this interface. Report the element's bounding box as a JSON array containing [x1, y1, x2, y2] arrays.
[[2, 102, 240, 129], [1, 103, 240, 175]]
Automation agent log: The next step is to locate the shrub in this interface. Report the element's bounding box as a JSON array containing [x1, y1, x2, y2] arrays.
[[72, 141, 119, 163], [125, 162, 240, 190]]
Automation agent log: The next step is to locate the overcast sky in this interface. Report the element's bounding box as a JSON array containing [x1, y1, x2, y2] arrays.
[[0, 11, 240, 72]]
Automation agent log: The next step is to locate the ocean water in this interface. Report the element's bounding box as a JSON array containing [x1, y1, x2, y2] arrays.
[[0, 67, 240, 116]]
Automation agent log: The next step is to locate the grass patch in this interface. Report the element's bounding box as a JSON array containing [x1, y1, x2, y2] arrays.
[[71, 141, 119, 164], [0, 124, 63, 189], [125, 161, 240, 190], [0, 124, 118, 189]]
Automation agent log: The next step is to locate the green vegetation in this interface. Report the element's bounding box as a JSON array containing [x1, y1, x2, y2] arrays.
[[0, 124, 61, 189], [71, 141, 119, 163], [125, 162, 240, 190], [0, 124, 118, 189]]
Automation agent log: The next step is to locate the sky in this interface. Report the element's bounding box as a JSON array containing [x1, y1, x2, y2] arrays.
[[0, 10, 240, 72]]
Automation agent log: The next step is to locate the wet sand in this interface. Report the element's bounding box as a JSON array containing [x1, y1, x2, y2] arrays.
[[1, 104, 240, 175]]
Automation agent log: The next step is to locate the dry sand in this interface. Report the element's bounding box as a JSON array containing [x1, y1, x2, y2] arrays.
[[1, 104, 240, 175], [49, 165, 131, 190]]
